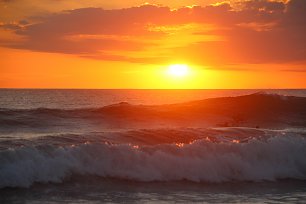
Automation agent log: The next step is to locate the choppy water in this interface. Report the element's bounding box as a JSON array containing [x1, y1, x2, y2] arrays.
[[0, 89, 306, 203]]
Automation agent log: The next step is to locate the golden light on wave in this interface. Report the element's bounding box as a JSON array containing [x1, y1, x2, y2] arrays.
[[167, 64, 190, 77]]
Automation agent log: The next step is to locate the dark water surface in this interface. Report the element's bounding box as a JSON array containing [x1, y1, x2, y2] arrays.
[[1, 89, 306, 203], [1, 178, 306, 203]]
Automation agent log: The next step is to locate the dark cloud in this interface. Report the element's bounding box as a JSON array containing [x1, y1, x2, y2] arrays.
[[240, 0, 285, 12], [1, 0, 306, 67], [17, 6, 172, 37]]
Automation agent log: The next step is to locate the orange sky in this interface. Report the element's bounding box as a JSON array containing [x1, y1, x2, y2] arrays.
[[0, 0, 305, 89]]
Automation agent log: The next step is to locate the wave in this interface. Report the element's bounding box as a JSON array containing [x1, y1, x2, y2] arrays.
[[1, 132, 306, 188], [1, 93, 306, 129], [1, 92, 304, 113], [0, 127, 273, 148]]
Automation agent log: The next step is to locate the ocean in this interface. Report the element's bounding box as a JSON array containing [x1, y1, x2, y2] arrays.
[[0, 89, 306, 203]]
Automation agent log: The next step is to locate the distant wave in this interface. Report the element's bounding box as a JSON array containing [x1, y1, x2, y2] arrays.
[[1, 131, 306, 188], [1, 93, 306, 129], [0, 127, 279, 148]]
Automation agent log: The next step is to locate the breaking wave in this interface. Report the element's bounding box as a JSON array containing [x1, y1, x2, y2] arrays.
[[1, 92, 306, 188], [1, 132, 306, 188]]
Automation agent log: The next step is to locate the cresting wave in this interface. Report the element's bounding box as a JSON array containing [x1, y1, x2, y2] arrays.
[[1, 134, 306, 188], [1, 93, 306, 189], [1, 92, 305, 115], [1, 93, 306, 129]]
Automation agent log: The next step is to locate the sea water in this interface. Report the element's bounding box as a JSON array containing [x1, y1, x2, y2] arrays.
[[0, 89, 306, 203]]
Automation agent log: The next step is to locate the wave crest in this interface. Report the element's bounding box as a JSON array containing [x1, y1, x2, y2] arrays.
[[1, 134, 306, 188], [1, 93, 306, 130]]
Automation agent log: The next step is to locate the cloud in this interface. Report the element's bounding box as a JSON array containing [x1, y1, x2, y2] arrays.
[[0, 0, 305, 68]]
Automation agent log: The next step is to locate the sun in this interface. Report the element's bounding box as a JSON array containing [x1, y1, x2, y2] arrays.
[[167, 64, 190, 77]]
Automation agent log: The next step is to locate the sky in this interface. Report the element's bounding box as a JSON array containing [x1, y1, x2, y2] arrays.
[[0, 0, 305, 89]]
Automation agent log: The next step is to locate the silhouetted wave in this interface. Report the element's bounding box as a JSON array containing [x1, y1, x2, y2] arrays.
[[1, 93, 306, 129]]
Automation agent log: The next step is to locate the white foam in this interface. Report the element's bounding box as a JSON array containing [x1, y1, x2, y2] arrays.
[[1, 135, 306, 188]]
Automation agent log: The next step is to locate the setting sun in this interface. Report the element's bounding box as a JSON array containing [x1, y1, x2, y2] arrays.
[[167, 64, 190, 77]]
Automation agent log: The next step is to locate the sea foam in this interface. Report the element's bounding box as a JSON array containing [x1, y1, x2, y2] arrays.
[[1, 134, 306, 188]]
